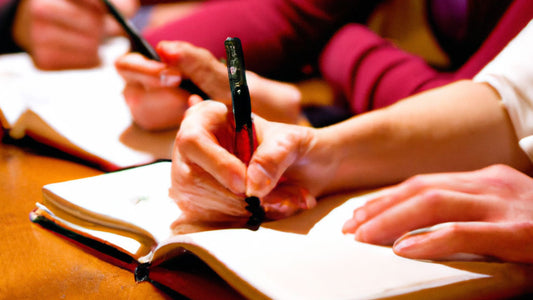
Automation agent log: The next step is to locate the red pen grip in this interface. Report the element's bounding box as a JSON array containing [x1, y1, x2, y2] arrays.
[[234, 124, 257, 166]]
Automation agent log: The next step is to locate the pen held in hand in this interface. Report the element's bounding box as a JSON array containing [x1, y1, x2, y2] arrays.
[[100, 0, 208, 99], [224, 37, 265, 230]]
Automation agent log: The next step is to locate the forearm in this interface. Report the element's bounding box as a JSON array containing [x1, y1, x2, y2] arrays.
[[317, 80, 532, 195]]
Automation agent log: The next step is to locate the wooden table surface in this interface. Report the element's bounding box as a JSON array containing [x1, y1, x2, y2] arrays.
[[0, 141, 173, 299], [3, 139, 533, 299]]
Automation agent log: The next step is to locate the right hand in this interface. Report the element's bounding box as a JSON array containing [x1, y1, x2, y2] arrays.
[[115, 41, 302, 131], [12, 0, 139, 70], [169, 100, 336, 226]]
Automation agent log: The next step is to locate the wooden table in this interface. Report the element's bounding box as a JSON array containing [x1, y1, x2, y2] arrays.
[[0, 141, 173, 299], [3, 139, 533, 299]]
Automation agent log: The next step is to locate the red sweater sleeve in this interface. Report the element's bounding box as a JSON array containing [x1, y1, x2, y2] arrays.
[[319, 0, 533, 115], [143, 0, 376, 78]]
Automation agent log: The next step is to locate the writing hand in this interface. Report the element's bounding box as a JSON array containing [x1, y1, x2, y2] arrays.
[[169, 101, 326, 227], [13, 0, 138, 70], [343, 164, 533, 264]]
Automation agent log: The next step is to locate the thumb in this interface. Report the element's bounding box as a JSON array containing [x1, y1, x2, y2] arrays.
[[245, 126, 301, 197], [156, 41, 231, 101]]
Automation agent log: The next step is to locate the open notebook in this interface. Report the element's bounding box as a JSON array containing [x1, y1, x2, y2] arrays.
[[0, 38, 176, 171], [29, 161, 532, 299]]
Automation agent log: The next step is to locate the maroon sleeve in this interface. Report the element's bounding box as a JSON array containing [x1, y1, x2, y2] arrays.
[[143, 0, 377, 78], [320, 0, 533, 115]]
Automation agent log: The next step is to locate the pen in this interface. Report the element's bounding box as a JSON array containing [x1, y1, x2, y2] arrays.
[[224, 37, 265, 231], [100, 0, 208, 99]]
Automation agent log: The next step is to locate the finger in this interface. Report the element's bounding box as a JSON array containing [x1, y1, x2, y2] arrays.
[[156, 41, 231, 102], [29, 26, 100, 69], [342, 187, 405, 234], [352, 189, 492, 245], [32, 0, 105, 36], [344, 169, 505, 235], [115, 53, 181, 88], [170, 157, 248, 223], [245, 120, 304, 198], [393, 222, 533, 264], [262, 183, 316, 220], [175, 102, 247, 194], [124, 85, 189, 130], [188, 94, 204, 106]]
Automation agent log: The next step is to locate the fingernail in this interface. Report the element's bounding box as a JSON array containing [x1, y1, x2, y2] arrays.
[[299, 188, 316, 210], [246, 164, 271, 197], [354, 209, 367, 223], [393, 224, 449, 253], [353, 227, 366, 242], [393, 236, 416, 253], [342, 219, 356, 234], [402, 222, 456, 237], [231, 173, 246, 194], [160, 70, 181, 86]]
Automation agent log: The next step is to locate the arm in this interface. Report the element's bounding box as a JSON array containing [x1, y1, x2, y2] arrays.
[[316, 80, 532, 195], [144, 0, 375, 78], [341, 20, 533, 264], [319, 0, 531, 115], [169, 80, 531, 225]]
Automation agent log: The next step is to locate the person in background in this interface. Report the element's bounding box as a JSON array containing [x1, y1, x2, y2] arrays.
[[0, 0, 139, 69], [133, 0, 211, 31], [116, 0, 532, 130], [168, 19, 533, 264]]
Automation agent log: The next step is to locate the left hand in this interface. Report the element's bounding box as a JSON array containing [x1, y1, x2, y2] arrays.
[[342, 164, 533, 264]]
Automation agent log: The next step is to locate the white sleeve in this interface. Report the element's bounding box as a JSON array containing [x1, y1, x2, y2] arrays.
[[473, 20, 533, 161]]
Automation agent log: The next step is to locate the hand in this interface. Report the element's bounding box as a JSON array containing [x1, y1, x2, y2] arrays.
[[12, 0, 139, 70], [342, 164, 533, 264], [115, 41, 302, 131], [169, 100, 338, 226]]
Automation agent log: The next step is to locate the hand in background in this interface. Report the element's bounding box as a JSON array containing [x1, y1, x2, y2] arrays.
[[169, 100, 336, 226], [12, 0, 139, 70], [343, 164, 533, 264], [115, 41, 302, 131]]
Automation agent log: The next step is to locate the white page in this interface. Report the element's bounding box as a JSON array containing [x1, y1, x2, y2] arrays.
[[41, 163, 489, 299], [157, 191, 488, 300], [169, 228, 486, 300], [43, 162, 179, 244], [0, 38, 175, 169]]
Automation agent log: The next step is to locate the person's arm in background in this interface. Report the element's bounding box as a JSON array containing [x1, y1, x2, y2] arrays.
[[8, 0, 139, 70], [319, 0, 533, 116], [117, 0, 378, 130], [342, 20, 533, 264], [143, 0, 377, 79]]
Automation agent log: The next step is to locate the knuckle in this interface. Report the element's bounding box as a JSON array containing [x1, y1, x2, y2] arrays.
[[418, 189, 445, 206], [403, 174, 429, 190]]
